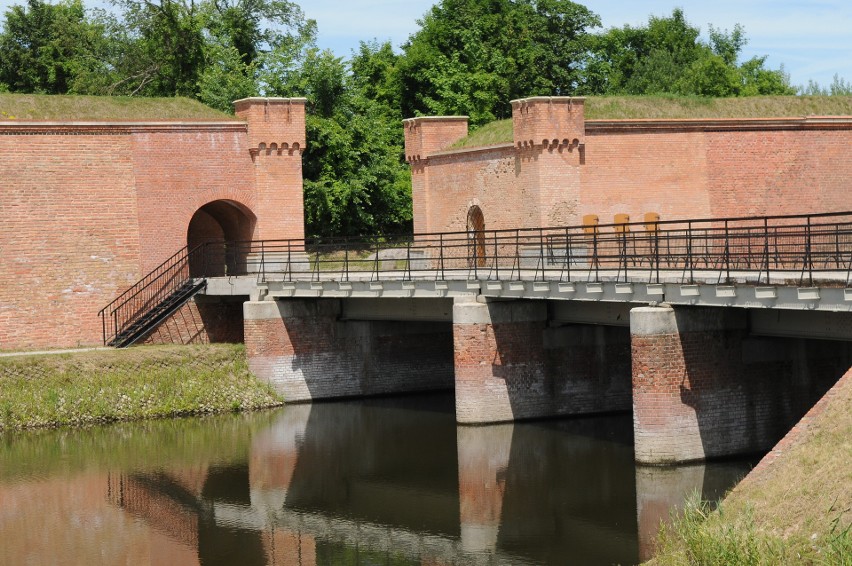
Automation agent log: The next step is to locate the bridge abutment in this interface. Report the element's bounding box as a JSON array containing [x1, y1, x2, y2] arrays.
[[630, 305, 850, 464], [244, 299, 453, 401]]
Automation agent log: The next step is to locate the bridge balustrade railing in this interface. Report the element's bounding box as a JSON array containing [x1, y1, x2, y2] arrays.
[[198, 212, 852, 287], [192, 212, 850, 287], [99, 212, 852, 345]]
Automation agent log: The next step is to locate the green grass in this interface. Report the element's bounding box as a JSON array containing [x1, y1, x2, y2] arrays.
[[0, 93, 236, 121], [452, 95, 852, 149], [650, 370, 852, 565], [0, 344, 282, 430]]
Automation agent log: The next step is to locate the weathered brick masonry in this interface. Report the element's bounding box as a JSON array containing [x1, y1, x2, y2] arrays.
[[0, 98, 305, 350], [453, 298, 631, 423], [243, 299, 454, 401], [630, 305, 851, 464], [406, 97, 852, 233]]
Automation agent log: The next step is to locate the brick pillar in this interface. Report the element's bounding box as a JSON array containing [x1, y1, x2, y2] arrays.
[[404, 116, 468, 234], [457, 423, 513, 554], [453, 298, 549, 423], [244, 299, 365, 401], [511, 97, 585, 226], [631, 305, 751, 464], [234, 97, 306, 241]]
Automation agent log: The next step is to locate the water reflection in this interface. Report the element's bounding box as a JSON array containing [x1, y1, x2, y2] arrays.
[[0, 395, 754, 565]]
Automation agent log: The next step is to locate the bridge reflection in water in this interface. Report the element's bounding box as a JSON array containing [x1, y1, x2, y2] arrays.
[[88, 397, 748, 565]]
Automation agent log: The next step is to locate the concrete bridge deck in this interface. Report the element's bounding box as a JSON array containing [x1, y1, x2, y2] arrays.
[[203, 268, 852, 313]]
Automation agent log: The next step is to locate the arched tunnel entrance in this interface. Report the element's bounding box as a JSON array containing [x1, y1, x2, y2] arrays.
[[187, 200, 257, 277]]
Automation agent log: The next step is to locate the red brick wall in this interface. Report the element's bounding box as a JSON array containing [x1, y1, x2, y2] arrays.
[[411, 102, 852, 233], [129, 126, 257, 273], [142, 298, 244, 345], [581, 128, 712, 223], [0, 128, 142, 349], [0, 98, 306, 351], [416, 146, 540, 234], [706, 128, 852, 218]]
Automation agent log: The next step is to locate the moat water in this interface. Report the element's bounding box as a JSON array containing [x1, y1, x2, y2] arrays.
[[0, 393, 755, 565]]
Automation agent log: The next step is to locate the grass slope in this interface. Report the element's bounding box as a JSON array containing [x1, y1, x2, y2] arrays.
[[0, 93, 236, 121], [651, 369, 852, 565], [452, 95, 852, 149], [0, 344, 282, 429]]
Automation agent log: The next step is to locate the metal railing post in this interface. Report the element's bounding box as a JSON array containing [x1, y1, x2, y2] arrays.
[[494, 232, 499, 280], [724, 219, 731, 283], [439, 233, 445, 280], [806, 215, 813, 285], [687, 222, 694, 283], [404, 238, 411, 281], [654, 227, 660, 284]]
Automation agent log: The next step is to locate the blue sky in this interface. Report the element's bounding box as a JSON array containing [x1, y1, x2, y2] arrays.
[[300, 0, 851, 90], [1, 0, 849, 89]]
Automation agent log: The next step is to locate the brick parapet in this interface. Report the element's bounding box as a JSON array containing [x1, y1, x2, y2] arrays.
[[234, 97, 307, 151], [403, 116, 469, 163], [511, 96, 585, 149]]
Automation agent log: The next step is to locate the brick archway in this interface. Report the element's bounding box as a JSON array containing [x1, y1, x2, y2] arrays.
[[187, 200, 257, 276]]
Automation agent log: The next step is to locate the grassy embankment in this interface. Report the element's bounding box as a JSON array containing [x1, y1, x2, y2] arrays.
[[453, 95, 852, 149], [0, 344, 282, 430], [651, 370, 852, 565], [0, 93, 236, 120]]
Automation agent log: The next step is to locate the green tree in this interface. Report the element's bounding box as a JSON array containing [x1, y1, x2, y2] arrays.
[[271, 46, 411, 238], [0, 0, 109, 94], [397, 0, 600, 125], [587, 9, 793, 97]]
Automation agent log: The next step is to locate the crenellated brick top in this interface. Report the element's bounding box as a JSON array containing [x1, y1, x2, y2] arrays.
[[511, 96, 585, 149], [234, 97, 307, 153], [403, 116, 469, 162]]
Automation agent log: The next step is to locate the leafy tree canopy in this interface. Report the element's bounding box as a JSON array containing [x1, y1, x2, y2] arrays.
[[397, 0, 600, 125]]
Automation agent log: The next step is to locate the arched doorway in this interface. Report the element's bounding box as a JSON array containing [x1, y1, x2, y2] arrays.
[[466, 205, 486, 268], [187, 200, 256, 277]]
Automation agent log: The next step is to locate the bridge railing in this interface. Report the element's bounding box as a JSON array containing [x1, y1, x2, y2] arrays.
[[195, 211, 852, 287]]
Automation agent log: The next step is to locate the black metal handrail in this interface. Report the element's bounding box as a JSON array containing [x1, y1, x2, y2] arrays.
[[192, 211, 852, 287], [98, 244, 208, 345]]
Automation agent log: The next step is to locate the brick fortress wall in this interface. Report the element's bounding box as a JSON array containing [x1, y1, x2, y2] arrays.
[[406, 98, 852, 234], [0, 98, 306, 350]]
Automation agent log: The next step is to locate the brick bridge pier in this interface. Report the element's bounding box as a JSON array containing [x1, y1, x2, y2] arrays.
[[243, 293, 851, 466]]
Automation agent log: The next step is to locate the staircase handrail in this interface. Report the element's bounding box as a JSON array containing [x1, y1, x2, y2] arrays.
[[98, 243, 207, 345]]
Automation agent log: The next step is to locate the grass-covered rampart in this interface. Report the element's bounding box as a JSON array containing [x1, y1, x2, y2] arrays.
[[0, 93, 236, 121], [452, 95, 852, 149], [0, 344, 282, 430], [650, 368, 852, 565]]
